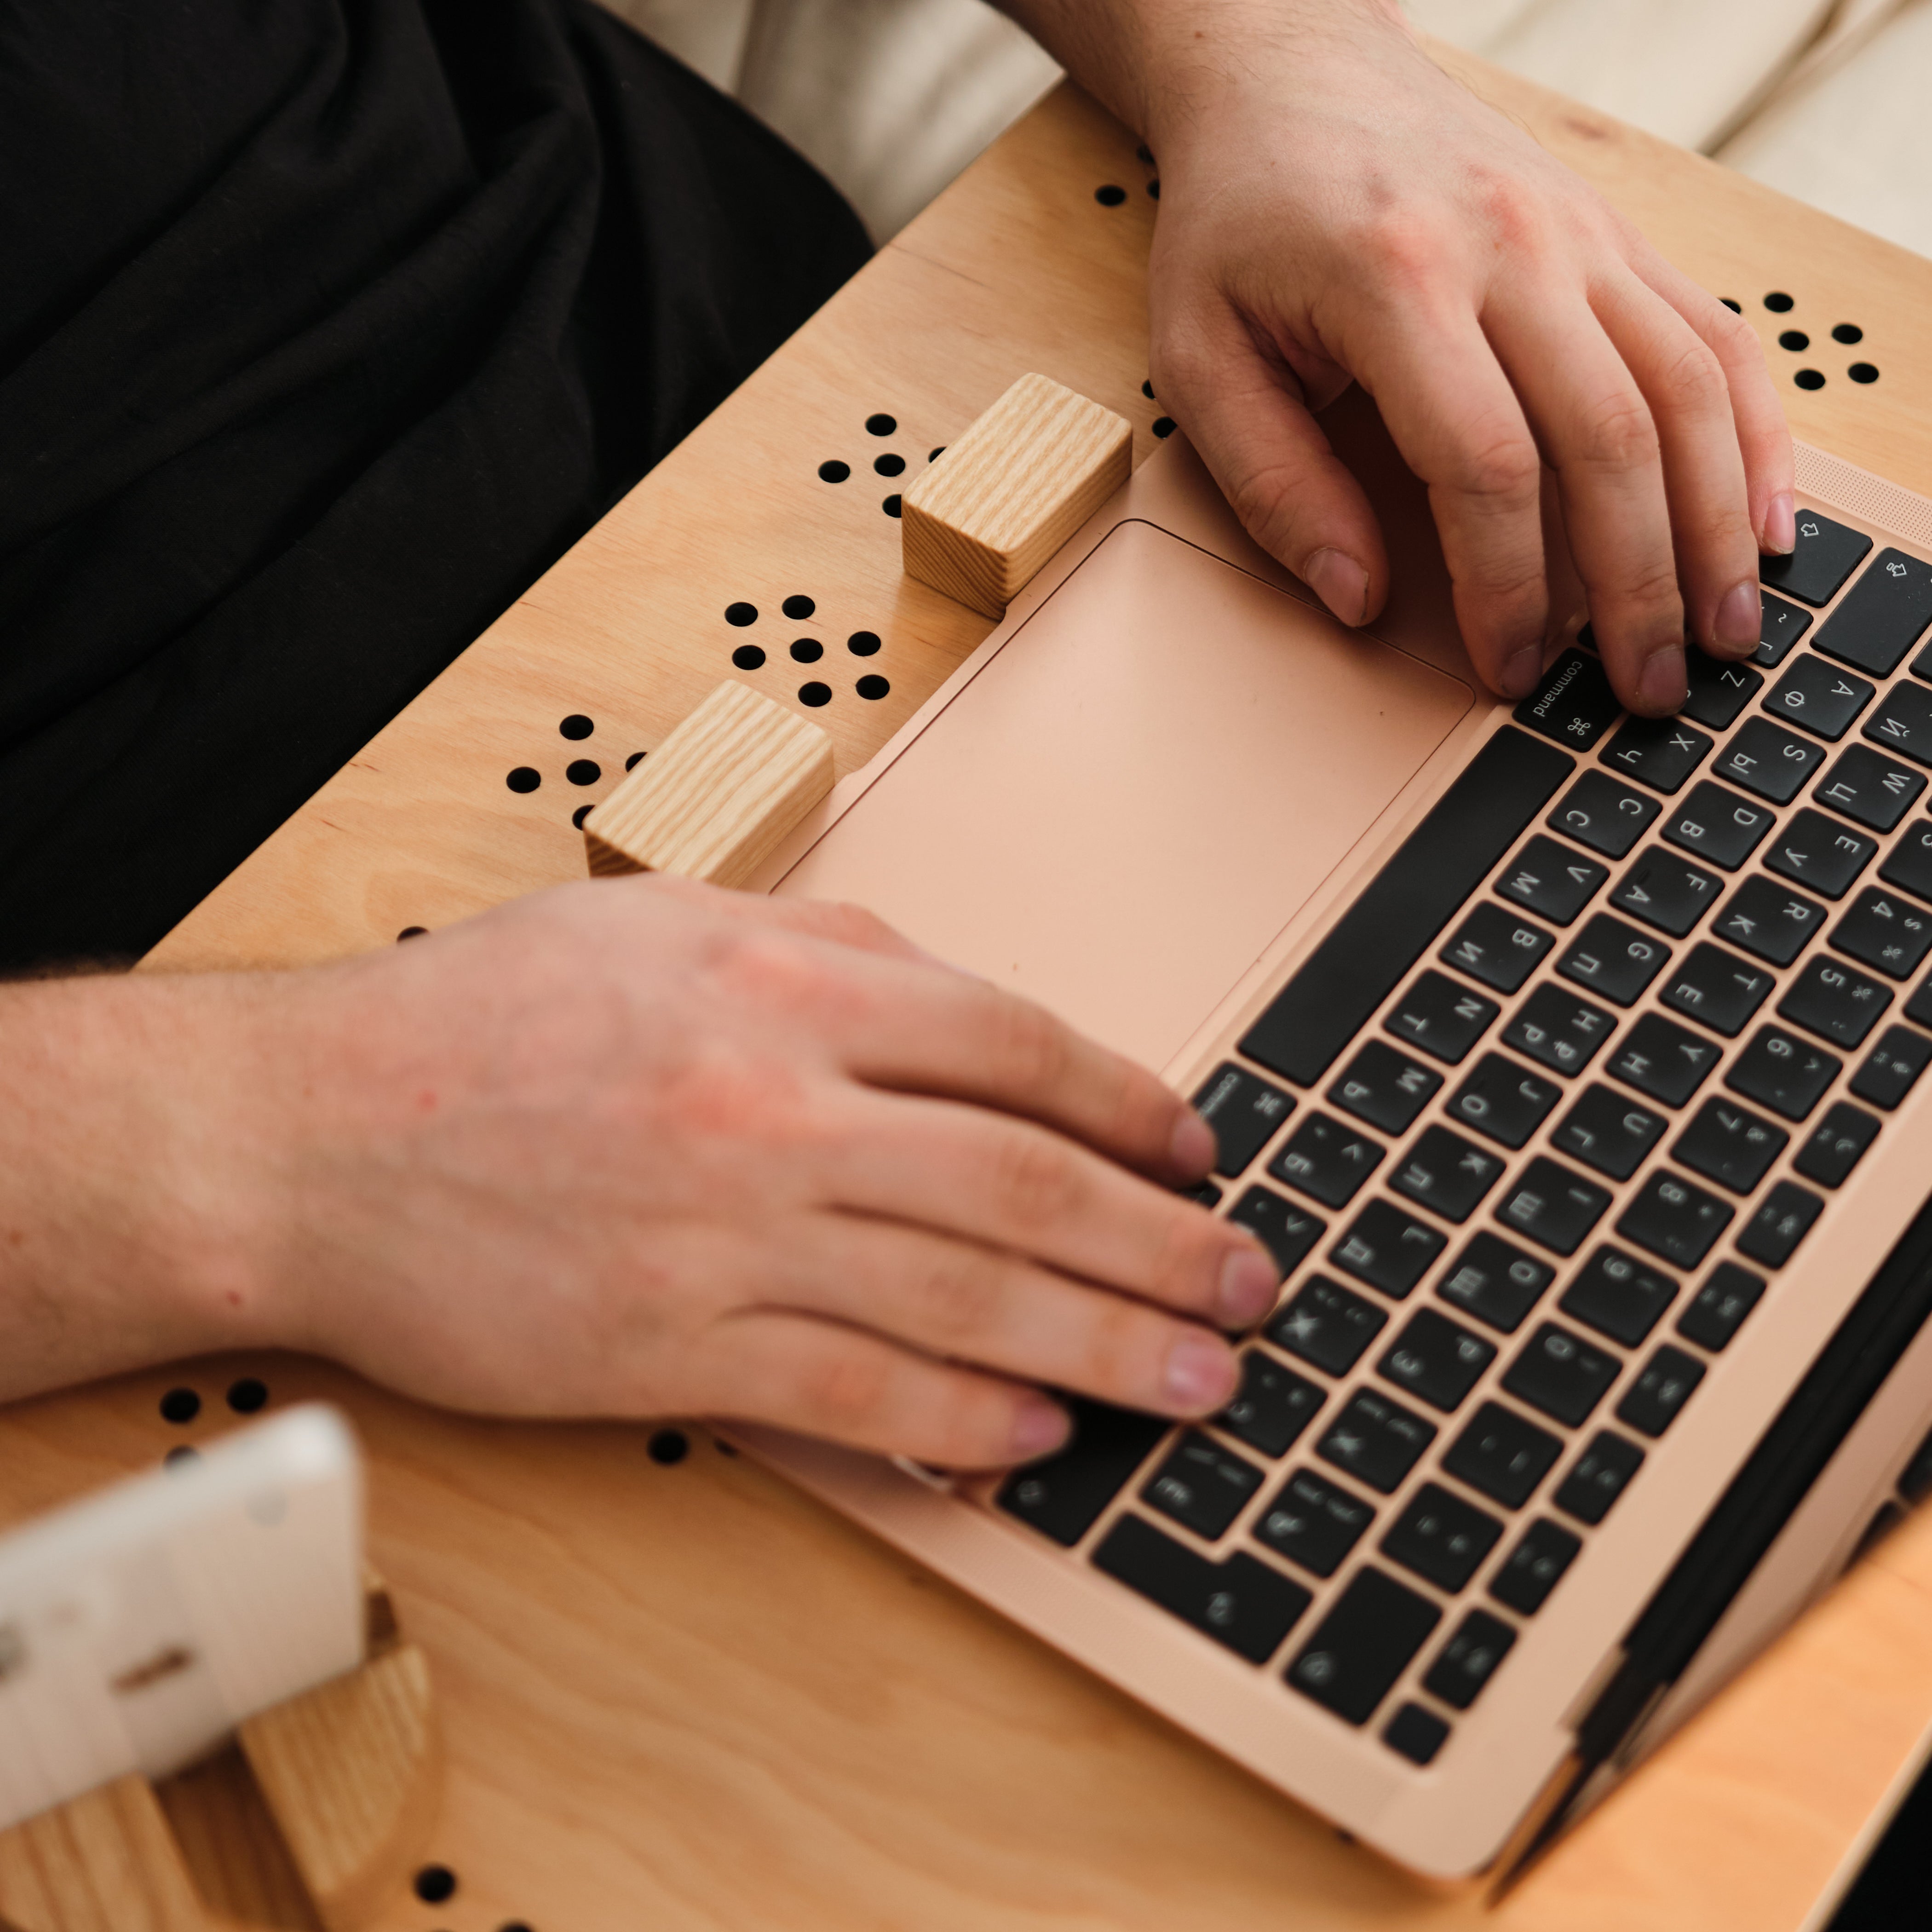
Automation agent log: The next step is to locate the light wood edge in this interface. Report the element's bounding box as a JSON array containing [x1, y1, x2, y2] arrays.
[[0, 1778, 205, 1932], [582, 678, 835, 886], [902, 373, 1133, 617]]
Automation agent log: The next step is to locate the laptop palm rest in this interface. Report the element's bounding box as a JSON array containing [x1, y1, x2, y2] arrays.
[[776, 519, 1473, 1070]]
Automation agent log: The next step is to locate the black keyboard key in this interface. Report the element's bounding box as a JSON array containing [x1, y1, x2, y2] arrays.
[[1388, 1125, 1507, 1223], [1143, 1431, 1265, 1539], [1443, 1401, 1564, 1509], [1268, 1113, 1386, 1208], [1330, 1200, 1446, 1300], [1714, 874, 1828, 966], [1513, 647, 1623, 749], [1815, 546, 1932, 673], [1680, 652, 1764, 731], [1092, 1516, 1312, 1664], [1503, 983, 1618, 1076], [1713, 717, 1827, 804], [1554, 1432, 1645, 1524], [1268, 1277, 1387, 1377], [1549, 1083, 1668, 1181], [1600, 716, 1712, 794], [1384, 970, 1500, 1065], [1381, 1483, 1503, 1593], [1608, 1012, 1721, 1107], [1780, 953, 1893, 1047], [1912, 972, 1932, 1032], [1423, 1610, 1517, 1711], [1446, 1052, 1562, 1148], [1496, 835, 1609, 925], [1489, 1519, 1582, 1615], [1851, 1025, 1932, 1110], [1383, 1703, 1451, 1766], [1326, 1040, 1443, 1136], [1736, 1180, 1825, 1267], [1191, 1064, 1295, 1177], [1559, 1246, 1679, 1346], [1218, 1352, 1325, 1458], [1548, 770, 1661, 859], [1556, 913, 1671, 1006], [1675, 1261, 1766, 1351], [1726, 1025, 1842, 1120], [1616, 1345, 1706, 1438], [1880, 820, 1932, 905], [996, 1399, 1168, 1545], [1435, 1233, 1554, 1334], [1227, 1185, 1327, 1279], [1765, 807, 1877, 899], [1818, 744, 1927, 832], [1316, 1389, 1437, 1494], [1760, 508, 1871, 607], [1501, 1322, 1622, 1427], [1866, 680, 1932, 770], [1611, 847, 1725, 937], [1286, 1567, 1442, 1725], [1658, 942, 1775, 1038], [1661, 780, 1776, 871], [1832, 888, 1932, 981], [1377, 1308, 1496, 1413], [1673, 1098, 1789, 1194], [1792, 1101, 1880, 1189], [1254, 1468, 1375, 1577], [1763, 656, 1874, 740], [1495, 1156, 1612, 1255], [1239, 728, 1576, 1085], [1180, 1181, 1225, 1207], [1440, 902, 1555, 994], [1755, 589, 1813, 667], [1616, 1167, 1735, 1269]]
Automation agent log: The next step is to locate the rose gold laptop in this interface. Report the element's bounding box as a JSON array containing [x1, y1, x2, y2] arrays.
[[736, 391, 1932, 1879]]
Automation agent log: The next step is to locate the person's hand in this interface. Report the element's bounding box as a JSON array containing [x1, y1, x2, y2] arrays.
[[215, 878, 1277, 1467], [1002, 0, 1794, 717]]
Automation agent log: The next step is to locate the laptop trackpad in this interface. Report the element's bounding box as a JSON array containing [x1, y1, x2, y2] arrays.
[[775, 521, 1474, 1071]]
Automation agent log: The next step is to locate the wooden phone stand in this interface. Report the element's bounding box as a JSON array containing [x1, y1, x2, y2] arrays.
[[0, 1579, 437, 1932]]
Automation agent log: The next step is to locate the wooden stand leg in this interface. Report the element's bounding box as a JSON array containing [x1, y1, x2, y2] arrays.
[[0, 1778, 205, 1932]]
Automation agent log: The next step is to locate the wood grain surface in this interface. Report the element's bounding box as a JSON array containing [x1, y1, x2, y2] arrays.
[[7, 42, 1929, 1932]]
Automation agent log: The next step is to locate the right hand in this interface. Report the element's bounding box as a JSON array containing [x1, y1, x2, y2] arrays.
[[226, 875, 1279, 1467]]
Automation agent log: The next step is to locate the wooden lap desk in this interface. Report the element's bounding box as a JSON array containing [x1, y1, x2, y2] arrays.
[[6, 43, 1932, 1932]]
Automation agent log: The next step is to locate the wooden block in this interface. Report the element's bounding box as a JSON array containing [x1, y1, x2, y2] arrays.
[[0, 1776, 207, 1932], [581, 679, 834, 886], [237, 1642, 438, 1932], [900, 372, 1132, 617]]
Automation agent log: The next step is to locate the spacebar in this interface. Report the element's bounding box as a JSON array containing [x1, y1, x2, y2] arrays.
[[1238, 726, 1575, 1087]]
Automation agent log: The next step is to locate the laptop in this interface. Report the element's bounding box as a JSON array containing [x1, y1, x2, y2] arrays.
[[732, 385, 1932, 1880]]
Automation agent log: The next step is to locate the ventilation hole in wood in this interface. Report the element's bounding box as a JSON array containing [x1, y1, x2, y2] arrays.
[[790, 638, 823, 663], [724, 602, 758, 627], [883, 494, 902, 518], [1136, 143, 1153, 165], [731, 643, 766, 671], [164, 1445, 199, 1469], [648, 1429, 689, 1465], [1142, 379, 1156, 399], [1795, 368, 1825, 390], [928, 446, 945, 462], [1095, 184, 1127, 207], [506, 767, 540, 794], [847, 630, 881, 656], [782, 594, 816, 620], [565, 759, 600, 786], [866, 413, 897, 436], [161, 1387, 201, 1425], [874, 453, 905, 477], [1834, 322, 1864, 345], [1153, 417, 1175, 438], [572, 805, 592, 830], [1764, 291, 1794, 312], [414, 1866, 457, 1905], [397, 926, 429, 942], [1147, 180, 1160, 199], [227, 1378, 268, 1414], [559, 714, 593, 740], [625, 751, 645, 770], [818, 460, 850, 483], [1778, 330, 1809, 351], [1850, 362, 1880, 384], [857, 675, 890, 700], [799, 682, 832, 707]]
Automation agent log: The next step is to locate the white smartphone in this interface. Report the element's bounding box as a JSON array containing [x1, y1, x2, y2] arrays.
[[0, 1403, 366, 1832]]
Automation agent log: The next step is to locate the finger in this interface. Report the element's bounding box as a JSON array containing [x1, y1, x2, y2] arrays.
[[815, 1087, 1280, 1330], [1483, 293, 1685, 715], [1150, 296, 1390, 626], [620, 871, 939, 966], [772, 1211, 1244, 1416], [1591, 272, 1761, 664], [688, 1308, 1075, 1468], [1636, 248, 1796, 557], [1347, 304, 1551, 698]]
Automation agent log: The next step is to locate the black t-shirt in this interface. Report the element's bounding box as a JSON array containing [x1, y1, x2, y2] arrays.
[[0, 0, 869, 969]]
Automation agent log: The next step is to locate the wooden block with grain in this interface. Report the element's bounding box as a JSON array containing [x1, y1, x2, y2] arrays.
[[581, 679, 834, 886], [900, 372, 1132, 617], [0, 1776, 207, 1932]]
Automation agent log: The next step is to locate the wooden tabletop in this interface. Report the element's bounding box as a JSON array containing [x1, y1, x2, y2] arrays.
[[13, 42, 1932, 1932]]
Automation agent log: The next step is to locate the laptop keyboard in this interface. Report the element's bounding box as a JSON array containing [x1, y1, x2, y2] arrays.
[[994, 507, 1932, 1769]]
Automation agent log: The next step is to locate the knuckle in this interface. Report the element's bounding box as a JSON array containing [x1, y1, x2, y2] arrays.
[[985, 991, 1074, 1098], [799, 1344, 894, 1426], [989, 1129, 1085, 1230], [1355, 211, 1445, 290], [1449, 431, 1542, 508], [918, 1249, 1010, 1341], [822, 900, 901, 953], [1655, 339, 1728, 419], [1574, 389, 1659, 474]]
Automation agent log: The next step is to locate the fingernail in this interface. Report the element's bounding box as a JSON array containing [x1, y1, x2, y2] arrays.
[[1501, 645, 1542, 700], [1638, 645, 1687, 714], [1305, 548, 1370, 626], [1012, 1397, 1071, 1460], [1217, 1246, 1279, 1328], [1170, 1109, 1216, 1178], [1765, 492, 1796, 557], [1163, 1332, 1239, 1412], [1714, 580, 1760, 655]]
